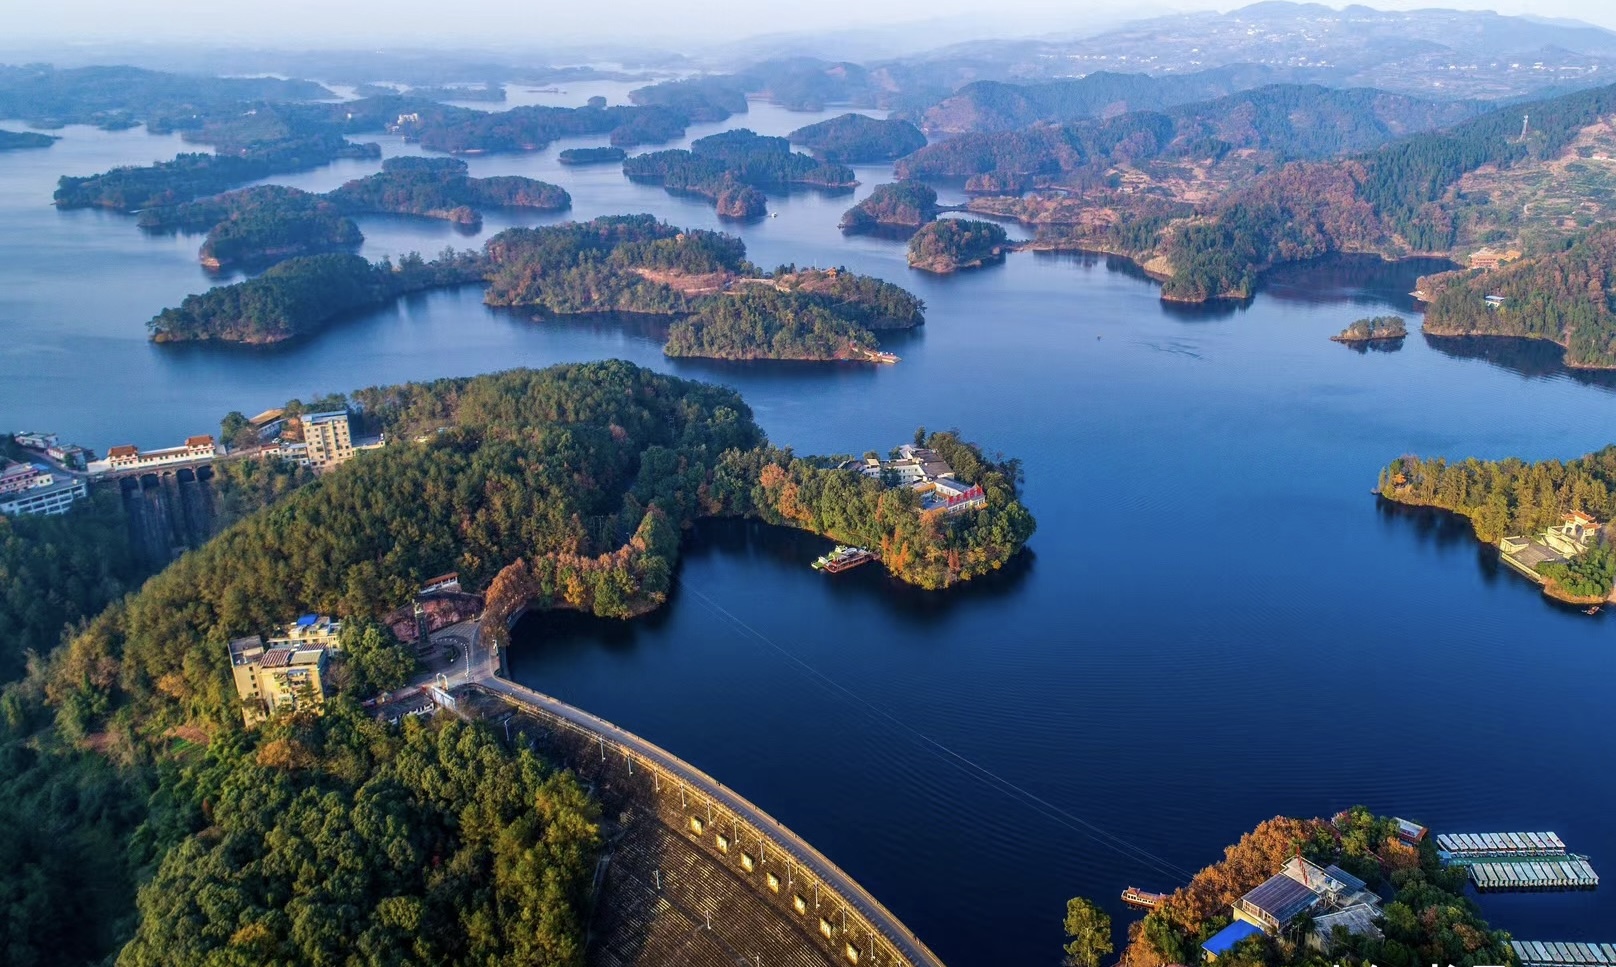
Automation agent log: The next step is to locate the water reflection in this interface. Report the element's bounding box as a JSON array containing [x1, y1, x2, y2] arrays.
[[1423, 333, 1616, 391]]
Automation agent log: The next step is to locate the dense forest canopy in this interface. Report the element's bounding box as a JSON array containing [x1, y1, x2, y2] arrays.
[[0, 128, 58, 150], [1333, 315, 1408, 341], [664, 288, 877, 361], [0, 64, 331, 129], [623, 129, 856, 216], [1381, 444, 1616, 544], [326, 155, 571, 226], [787, 113, 927, 163]]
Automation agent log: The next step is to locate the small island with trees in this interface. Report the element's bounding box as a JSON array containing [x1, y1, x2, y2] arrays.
[[1331, 315, 1408, 343], [840, 180, 941, 233], [558, 145, 628, 165], [0, 128, 57, 150], [787, 113, 927, 163], [907, 218, 1010, 273], [325, 156, 571, 227]]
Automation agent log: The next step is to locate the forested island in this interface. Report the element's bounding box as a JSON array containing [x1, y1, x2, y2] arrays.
[[558, 145, 627, 165], [147, 214, 924, 359], [483, 215, 922, 358], [325, 156, 571, 226], [1332, 315, 1407, 342], [1115, 807, 1509, 967], [623, 129, 857, 217], [840, 180, 940, 232], [787, 113, 927, 163], [1418, 224, 1616, 368], [907, 219, 1010, 272], [0, 64, 332, 129], [1380, 446, 1616, 602], [0, 128, 58, 150], [148, 251, 486, 343]]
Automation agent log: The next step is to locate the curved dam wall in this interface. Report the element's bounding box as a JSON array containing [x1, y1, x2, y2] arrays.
[[470, 679, 944, 967]]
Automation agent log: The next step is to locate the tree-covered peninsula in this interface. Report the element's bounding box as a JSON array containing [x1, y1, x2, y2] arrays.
[[1380, 446, 1616, 601], [624, 129, 856, 216], [0, 128, 57, 150], [787, 113, 927, 163], [907, 218, 1010, 272], [1119, 807, 1510, 967], [1418, 224, 1616, 368], [136, 185, 363, 270], [1332, 315, 1407, 342], [148, 251, 485, 344], [664, 288, 879, 361], [840, 180, 941, 232]]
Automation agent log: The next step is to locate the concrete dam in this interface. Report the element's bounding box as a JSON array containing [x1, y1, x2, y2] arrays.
[[117, 466, 218, 564], [464, 678, 946, 967]]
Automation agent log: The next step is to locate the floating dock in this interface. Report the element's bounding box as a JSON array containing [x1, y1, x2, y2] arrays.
[[1466, 856, 1598, 891], [1512, 941, 1616, 967], [1436, 831, 1566, 857]]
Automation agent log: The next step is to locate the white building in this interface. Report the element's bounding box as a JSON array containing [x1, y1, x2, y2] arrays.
[[89, 435, 216, 475], [0, 461, 87, 517]]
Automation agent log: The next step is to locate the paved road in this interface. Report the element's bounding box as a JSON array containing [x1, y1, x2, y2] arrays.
[[467, 625, 946, 967]]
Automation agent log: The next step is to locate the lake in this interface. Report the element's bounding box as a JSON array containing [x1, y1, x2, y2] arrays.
[[3, 85, 1613, 964]]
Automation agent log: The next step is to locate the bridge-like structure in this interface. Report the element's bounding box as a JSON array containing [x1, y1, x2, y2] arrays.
[[468, 670, 946, 967]]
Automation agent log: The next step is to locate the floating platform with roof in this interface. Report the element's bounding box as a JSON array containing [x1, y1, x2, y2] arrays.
[[1512, 941, 1616, 967], [1466, 856, 1598, 891], [1436, 831, 1566, 857]]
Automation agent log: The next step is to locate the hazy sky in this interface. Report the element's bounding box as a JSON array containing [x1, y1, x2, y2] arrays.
[[7, 0, 1616, 49]]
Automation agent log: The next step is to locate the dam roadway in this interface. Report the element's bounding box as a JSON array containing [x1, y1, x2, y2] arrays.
[[464, 628, 946, 967]]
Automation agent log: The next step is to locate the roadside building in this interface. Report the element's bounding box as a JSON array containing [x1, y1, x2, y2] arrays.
[[303, 411, 355, 471], [1469, 247, 1522, 270], [0, 460, 87, 517], [267, 613, 343, 651], [248, 407, 287, 441], [46, 443, 88, 469], [12, 431, 56, 450], [228, 634, 329, 726]]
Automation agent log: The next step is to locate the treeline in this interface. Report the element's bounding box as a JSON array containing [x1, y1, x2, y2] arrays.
[[149, 250, 485, 343], [402, 100, 728, 154], [908, 219, 1009, 272], [558, 146, 627, 165], [787, 113, 927, 163], [706, 431, 1036, 589], [1420, 223, 1616, 368], [1125, 808, 1510, 967], [769, 266, 926, 329], [624, 129, 856, 216], [1333, 315, 1407, 341], [1380, 445, 1616, 543], [840, 181, 940, 232]]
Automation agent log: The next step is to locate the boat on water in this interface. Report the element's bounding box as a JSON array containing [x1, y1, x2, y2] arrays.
[[1120, 886, 1167, 910], [1586, 605, 1601, 615], [812, 545, 875, 573]]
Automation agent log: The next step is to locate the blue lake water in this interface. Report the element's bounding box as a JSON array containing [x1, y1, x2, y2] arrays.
[[2, 85, 1614, 964]]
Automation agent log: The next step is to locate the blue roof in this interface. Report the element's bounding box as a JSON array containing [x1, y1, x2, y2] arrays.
[[1202, 920, 1264, 956], [296, 614, 319, 627]]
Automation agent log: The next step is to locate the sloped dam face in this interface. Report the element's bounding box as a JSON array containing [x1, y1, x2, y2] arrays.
[[118, 466, 216, 565]]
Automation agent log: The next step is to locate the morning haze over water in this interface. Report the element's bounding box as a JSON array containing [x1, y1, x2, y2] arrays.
[[3, 5, 1616, 966]]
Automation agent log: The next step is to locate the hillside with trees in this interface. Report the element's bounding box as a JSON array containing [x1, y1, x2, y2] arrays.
[[1380, 445, 1616, 544], [908, 219, 1010, 272], [0, 64, 331, 129], [558, 145, 627, 165], [788, 113, 927, 163], [149, 251, 485, 344], [1418, 224, 1616, 368], [840, 181, 940, 232], [155, 186, 364, 269], [1332, 315, 1408, 342]]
